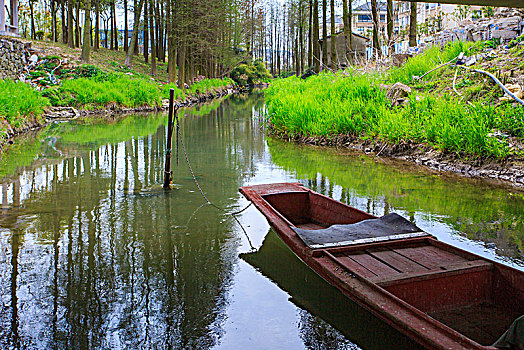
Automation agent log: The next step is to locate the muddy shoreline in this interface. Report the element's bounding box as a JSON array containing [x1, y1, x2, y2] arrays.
[[1, 85, 242, 153], [272, 131, 524, 189]]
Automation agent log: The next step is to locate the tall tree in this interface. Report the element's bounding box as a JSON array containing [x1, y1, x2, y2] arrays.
[[67, 0, 74, 47], [329, 0, 336, 68], [308, 0, 313, 68], [370, 0, 381, 58], [81, 0, 92, 62], [125, 0, 145, 66], [94, 0, 100, 50], [124, 0, 129, 52], [149, 0, 157, 76], [143, 0, 149, 63], [409, 2, 417, 47], [321, 0, 327, 68], [386, 0, 393, 43], [312, 0, 320, 73]]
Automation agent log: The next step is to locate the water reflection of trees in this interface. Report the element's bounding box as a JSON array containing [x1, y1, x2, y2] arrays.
[[0, 93, 268, 349]]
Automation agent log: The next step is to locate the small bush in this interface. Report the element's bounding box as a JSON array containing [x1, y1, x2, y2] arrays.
[[231, 59, 272, 85]]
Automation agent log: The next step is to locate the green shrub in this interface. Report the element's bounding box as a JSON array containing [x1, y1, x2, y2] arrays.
[[231, 59, 272, 85]]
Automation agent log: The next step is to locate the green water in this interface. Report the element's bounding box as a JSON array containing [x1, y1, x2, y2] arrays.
[[0, 91, 522, 350]]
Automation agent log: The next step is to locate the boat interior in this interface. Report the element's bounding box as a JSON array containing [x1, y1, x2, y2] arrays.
[[262, 190, 524, 346]]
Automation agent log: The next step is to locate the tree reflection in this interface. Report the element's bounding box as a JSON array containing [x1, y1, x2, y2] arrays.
[[0, 93, 267, 349]]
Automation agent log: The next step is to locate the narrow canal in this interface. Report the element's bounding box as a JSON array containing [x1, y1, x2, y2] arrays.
[[0, 91, 523, 349]]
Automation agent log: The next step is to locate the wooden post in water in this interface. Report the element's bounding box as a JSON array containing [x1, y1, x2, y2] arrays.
[[163, 89, 175, 188]]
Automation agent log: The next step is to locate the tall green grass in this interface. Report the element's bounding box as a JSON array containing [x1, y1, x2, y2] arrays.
[[43, 73, 235, 108], [388, 41, 475, 84], [266, 73, 520, 158], [0, 80, 49, 127], [43, 73, 163, 108]]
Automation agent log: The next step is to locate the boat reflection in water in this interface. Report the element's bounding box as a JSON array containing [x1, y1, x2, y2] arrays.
[[241, 229, 421, 350]]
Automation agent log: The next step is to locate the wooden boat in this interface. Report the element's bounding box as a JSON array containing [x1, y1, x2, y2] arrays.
[[239, 183, 524, 350]]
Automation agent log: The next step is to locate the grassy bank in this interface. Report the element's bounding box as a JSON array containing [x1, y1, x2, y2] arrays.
[[43, 73, 235, 108], [1, 70, 234, 147], [266, 42, 524, 159]]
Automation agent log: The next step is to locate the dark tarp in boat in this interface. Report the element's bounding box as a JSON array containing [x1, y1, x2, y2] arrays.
[[293, 213, 430, 249], [493, 315, 524, 349]]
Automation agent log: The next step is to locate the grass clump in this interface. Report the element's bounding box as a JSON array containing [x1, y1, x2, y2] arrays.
[[266, 41, 523, 159], [160, 83, 186, 100], [388, 41, 475, 84], [0, 80, 49, 140], [43, 72, 163, 108], [266, 73, 518, 158]]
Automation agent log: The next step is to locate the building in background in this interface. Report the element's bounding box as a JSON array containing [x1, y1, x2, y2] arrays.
[[0, 0, 19, 36]]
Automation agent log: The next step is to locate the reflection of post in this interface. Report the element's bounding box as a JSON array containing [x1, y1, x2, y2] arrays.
[[2, 182, 8, 210], [10, 230, 20, 348], [163, 89, 176, 188], [13, 177, 20, 207]]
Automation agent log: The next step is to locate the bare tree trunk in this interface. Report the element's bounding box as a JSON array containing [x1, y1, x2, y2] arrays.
[[313, 0, 320, 73], [330, 0, 336, 68], [370, 0, 381, 58], [94, 0, 99, 51], [321, 0, 327, 68], [124, 0, 145, 66], [178, 44, 185, 89], [308, 0, 313, 68], [67, 0, 74, 47], [387, 0, 393, 44], [51, 0, 57, 41], [299, 1, 304, 74], [124, 0, 129, 52], [61, 0, 67, 43], [409, 2, 417, 47], [342, 0, 352, 65], [110, 6, 114, 50], [80, 0, 92, 63], [75, 4, 80, 47], [143, 0, 149, 62], [112, 3, 118, 50], [29, 0, 35, 39], [157, 2, 164, 62], [149, 0, 157, 76]]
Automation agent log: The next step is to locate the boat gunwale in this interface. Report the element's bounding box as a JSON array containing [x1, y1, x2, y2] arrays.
[[239, 182, 507, 350]]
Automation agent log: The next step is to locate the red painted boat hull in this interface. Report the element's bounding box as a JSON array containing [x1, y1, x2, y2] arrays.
[[240, 183, 524, 350]]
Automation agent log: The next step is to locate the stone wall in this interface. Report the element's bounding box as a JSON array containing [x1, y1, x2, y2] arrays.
[[0, 36, 30, 80]]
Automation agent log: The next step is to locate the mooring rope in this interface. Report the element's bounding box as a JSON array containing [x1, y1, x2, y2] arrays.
[[175, 118, 255, 250], [176, 118, 252, 215]]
